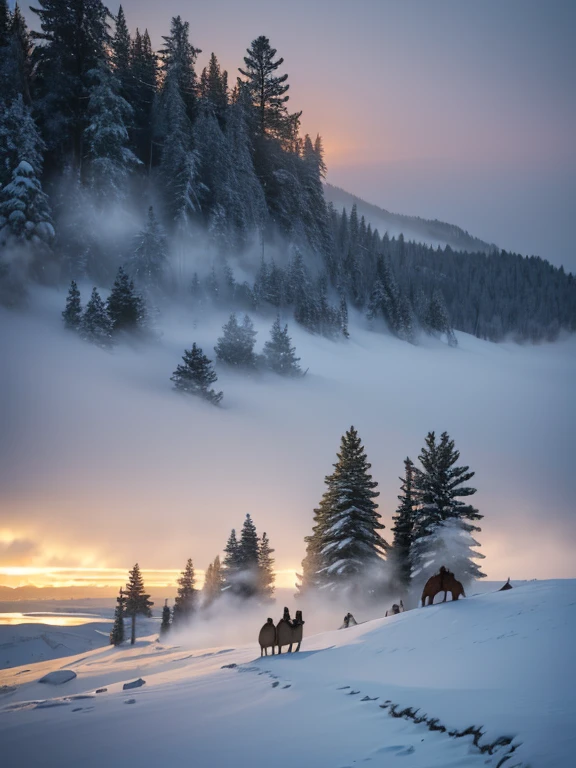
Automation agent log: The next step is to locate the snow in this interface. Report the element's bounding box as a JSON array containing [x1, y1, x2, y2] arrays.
[[0, 580, 573, 767], [38, 670, 77, 685]]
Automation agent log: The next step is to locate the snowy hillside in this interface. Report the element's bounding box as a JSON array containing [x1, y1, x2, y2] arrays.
[[0, 580, 574, 767]]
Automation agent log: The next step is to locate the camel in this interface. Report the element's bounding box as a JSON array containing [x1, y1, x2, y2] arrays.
[[276, 607, 305, 653], [340, 612, 358, 629], [385, 600, 404, 617], [498, 578, 513, 591], [421, 566, 466, 607], [258, 618, 276, 656]]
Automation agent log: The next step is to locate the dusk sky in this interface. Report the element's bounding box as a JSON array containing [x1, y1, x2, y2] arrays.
[[67, 0, 576, 269]]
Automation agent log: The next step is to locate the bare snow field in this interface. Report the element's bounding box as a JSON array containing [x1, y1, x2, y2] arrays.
[[1, 286, 575, 582], [0, 580, 574, 767]]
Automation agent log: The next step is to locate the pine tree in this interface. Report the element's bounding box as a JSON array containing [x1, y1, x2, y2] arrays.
[[62, 280, 82, 330], [0, 3, 33, 103], [172, 558, 197, 627], [159, 16, 200, 123], [301, 427, 388, 597], [171, 343, 223, 404], [223, 528, 241, 594], [391, 458, 416, 590], [214, 313, 257, 368], [238, 35, 300, 144], [106, 267, 146, 334], [159, 599, 171, 637], [124, 563, 153, 645], [0, 94, 45, 189], [84, 62, 140, 203], [262, 317, 301, 375], [202, 555, 224, 606], [237, 513, 260, 598], [129, 28, 157, 167], [109, 587, 125, 645], [79, 287, 113, 348], [426, 288, 457, 346], [128, 206, 168, 289], [111, 5, 131, 98], [411, 431, 484, 581], [0, 160, 54, 256], [258, 532, 275, 601]]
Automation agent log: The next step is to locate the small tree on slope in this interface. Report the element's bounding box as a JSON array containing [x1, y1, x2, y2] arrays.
[[391, 458, 416, 590], [160, 599, 171, 637], [124, 564, 153, 645], [172, 558, 197, 627], [106, 266, 146, 334], [109, 587, 125, 645], [62, 280, 82, 330], [80, 287, 113, 348], [171, 343, 223, 404], [262, 317, 302, 375], [258, 532, 275, 601], [215, 313, 257, 368]]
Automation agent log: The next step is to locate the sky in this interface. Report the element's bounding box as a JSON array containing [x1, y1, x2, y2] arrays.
[[47, 0, 575, 270]]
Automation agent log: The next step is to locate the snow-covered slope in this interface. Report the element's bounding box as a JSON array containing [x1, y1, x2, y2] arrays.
[[1, 581, 573, 767]]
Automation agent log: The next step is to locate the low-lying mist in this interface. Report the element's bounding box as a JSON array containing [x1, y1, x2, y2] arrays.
[[0, 284, 574, 586]]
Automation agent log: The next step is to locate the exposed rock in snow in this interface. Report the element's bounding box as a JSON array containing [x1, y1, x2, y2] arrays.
[[38, 670, 77, 685]]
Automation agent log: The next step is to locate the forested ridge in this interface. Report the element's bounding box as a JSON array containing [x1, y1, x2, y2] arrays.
[[0, 1, 573, 343]]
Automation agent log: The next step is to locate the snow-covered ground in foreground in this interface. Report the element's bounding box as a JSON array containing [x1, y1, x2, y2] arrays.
[[1, 580, 574, 768]]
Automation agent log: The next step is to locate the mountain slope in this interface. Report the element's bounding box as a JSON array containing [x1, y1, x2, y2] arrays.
[[0, 580, 573, 767], [325, 183, 496, 253]]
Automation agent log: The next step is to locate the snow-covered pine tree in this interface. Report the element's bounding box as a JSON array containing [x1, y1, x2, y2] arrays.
[[223, 528, 241, 595], [317, 427, 389, 597], [128, 206, 167, 290], [411, 431, 484, 583], [172, 558, 197, 627], [426, 288, 457, 346], [124, 563, 153, 645], [159, 599, 171, 637], [170, 343, 223, 404], [262, 317, 301, 375], [0, 95, 44, 189], [257, 532, 275, 601], [214, 313, 257, 368], [62, 280, 82, 331], [202, 555, 224, 606], [109, 587, 125, 645], [80, 287, 113, 348], [0, 160, 54, 258], [237, 513, 260, 598], [391, 458, 416, 590], [106, 267, 146, 335], [84, 62, 140, 203]]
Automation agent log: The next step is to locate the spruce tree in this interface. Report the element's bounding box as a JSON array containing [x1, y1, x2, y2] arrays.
[[237, 513, 260, 598], [215, 313, 257, 368], [301, 427, 388, 597], [262, 317, 301, 375], [124, 564, 153, 645], [223, 528, 241, 594], [391, 458, 416, 590], [80, 287, 113, 348], [171, 343, 223, 404], [411, 431, 484, 582], [106, 267, 146, 334], [258, 532, 275, 601], [129, 28, 157, 167], [0, 160, 54, 258], [202, 555, 224, 606], [0, 94, 45, 189], [109, 587, 125, 645], [159, 599, 171, 637], [62, 280, 82, 330], [128, 206, 168, 290], [172, 558, 197, 626], [111, 5, 131, 98]]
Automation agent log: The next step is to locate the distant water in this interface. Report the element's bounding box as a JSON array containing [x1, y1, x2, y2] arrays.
[[0, 612, 112, 627]]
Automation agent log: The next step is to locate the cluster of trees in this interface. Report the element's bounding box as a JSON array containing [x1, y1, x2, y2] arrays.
[[297, 427, 484, 601], [62, 269, 147, 347], [1, 2, 572, 344], [110, 516, 275, 645]]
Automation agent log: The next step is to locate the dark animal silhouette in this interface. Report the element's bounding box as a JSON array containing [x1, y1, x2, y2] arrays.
[[276, 608, 304, 653], [258, 618, 276, 656], [341, 612, 358, 629], [385, 600, 404, 617], [421, 566, 466, 607], [499, 578, 513, 591]]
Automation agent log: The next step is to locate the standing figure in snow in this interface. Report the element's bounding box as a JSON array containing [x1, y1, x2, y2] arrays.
[[290, 610, 305, 652], [385, 601, 404, 617], [258, 618, 276, 656], [340, 612, 358, 629], [498, 578, 513, 591], [276, 607, 293, 654]]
